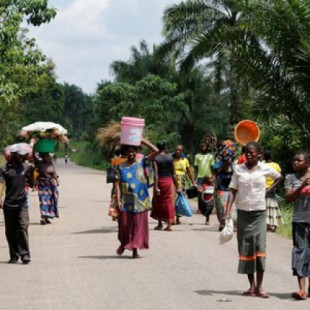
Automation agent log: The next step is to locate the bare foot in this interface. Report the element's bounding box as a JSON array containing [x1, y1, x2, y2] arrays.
[[164, 226, 172, 231], [154, 225, 163, 230]]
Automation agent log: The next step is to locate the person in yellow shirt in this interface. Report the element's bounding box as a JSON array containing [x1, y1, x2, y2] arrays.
[[263, 150, 284, 232], [173, 145, 196, 224]]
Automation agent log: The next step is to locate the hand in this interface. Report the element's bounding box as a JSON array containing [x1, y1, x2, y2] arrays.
[[0, 199, 3, 209], [117, 201, 123, 211], [302, 177, 310, 188], [154, 187, 161, 195], [223, 213, 231, 221], [176, 188, 182, 194]]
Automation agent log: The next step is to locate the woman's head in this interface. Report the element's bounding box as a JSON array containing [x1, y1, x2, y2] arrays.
[[40, 152, 52, 163], [174, 144, 184, 158], [245, 141, 262, 164], [263, 149, 272, 162], [199, 142, 208, 153], [156, 141, 166, 152], [292, 151, 310, 172], [123, 145, 138, 161]]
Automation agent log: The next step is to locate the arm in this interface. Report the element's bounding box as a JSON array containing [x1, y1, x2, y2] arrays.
[[152, 161, 160, 195], [266, 176, 283, 194], [114, 179, 123, 211], [186, 166, 197, 187], [285, 177, 310, 203], [52, 164, 59, 186], [27, 164, 35, 188], [141, 138, 159, 160], [225, 188, 238, 218], [0, 183, 3, 209], [172, 161, 178, 189]]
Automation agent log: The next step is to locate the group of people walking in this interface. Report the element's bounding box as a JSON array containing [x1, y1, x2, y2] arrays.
[[0, 144, 60, 264], [112, 138, 310, 300]]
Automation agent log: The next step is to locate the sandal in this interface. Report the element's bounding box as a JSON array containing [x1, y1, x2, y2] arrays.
[[116, 246, 124, 256], [242, 289, 256, 297], [164, 226, 172, 231], [256, 290, 270, 298], [291, 290, 307, 300]]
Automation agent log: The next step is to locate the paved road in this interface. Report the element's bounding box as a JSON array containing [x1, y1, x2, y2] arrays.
[[0, 159, 309, 310]]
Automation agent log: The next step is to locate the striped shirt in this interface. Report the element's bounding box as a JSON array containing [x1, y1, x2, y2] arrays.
[[284, 173, 310, 224]]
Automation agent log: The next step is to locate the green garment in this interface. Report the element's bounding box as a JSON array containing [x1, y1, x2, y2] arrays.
[[194, 153, 214, 178]]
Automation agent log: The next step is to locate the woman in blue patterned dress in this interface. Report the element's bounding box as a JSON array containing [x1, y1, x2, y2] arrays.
[[114, 145, 151, 258]]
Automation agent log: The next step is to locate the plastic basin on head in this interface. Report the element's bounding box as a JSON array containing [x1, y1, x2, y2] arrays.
[[120, 116, 145, 146], [234, 120, 260, 146], [34, 139, 56, 153]]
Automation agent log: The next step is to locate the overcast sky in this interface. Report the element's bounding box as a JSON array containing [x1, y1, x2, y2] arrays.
[[27, 0, 182, 94]]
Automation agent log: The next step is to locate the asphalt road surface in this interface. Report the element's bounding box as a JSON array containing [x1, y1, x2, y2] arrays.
[[0, 159, 309, 310]]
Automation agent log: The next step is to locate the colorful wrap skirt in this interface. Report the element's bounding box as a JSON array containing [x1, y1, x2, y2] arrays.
[[292, 222, 310, 277], [237, 210, 267, 274], [151, 177, 175, 222], [38, 177, 59, 218]]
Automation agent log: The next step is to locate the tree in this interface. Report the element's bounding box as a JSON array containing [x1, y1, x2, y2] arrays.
[[0, 0, 56, 148], [96, 41, 227, 152], [60, 83, 94, 140], [161, 0, 252, 126]]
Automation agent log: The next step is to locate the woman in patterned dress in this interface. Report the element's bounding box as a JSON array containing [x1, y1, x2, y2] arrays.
[[115, 145, 152, 258]]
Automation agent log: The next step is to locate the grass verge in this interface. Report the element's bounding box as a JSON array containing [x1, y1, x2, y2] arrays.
[[56, 140, 110, 171]]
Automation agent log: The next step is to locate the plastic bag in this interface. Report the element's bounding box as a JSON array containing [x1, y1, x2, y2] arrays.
[[219, 219, 234, 244], [175, 193, 192, 217]]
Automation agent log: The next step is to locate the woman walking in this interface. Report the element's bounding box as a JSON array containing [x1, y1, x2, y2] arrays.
[[226, 141, 282, 298], [173, 145, 196, 224], [284, 151, 310, 300], [115, 145, 151, 258], [263, 150, 284, 232], [151, 142, 177, 231], [213, 140, 236, 230], [36, 153, 59, 225]]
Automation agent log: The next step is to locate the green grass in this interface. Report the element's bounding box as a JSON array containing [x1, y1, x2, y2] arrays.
[[277, 201, 293, 238], [56, 140, 110, 171]]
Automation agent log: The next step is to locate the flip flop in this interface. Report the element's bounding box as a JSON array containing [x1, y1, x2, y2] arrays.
[[256, 290, 270, 299], [242, 289, 256, 297], [291, 291, 307, 300], [116, 246, 124, 256]]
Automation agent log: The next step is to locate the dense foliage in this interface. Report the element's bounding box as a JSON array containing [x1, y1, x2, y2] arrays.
[[2, 0, 310, 173]]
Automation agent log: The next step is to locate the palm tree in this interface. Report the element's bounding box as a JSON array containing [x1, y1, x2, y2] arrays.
[[160, 0, 253, 126]]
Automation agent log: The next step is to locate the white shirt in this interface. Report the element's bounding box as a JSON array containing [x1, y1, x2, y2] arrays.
[[229, 162, 281, 211]]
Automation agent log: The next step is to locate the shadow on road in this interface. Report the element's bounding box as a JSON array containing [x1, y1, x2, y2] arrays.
[[195, 289, 291, 300], [72, 227, 118, 234], [78, 255, 130, 260]]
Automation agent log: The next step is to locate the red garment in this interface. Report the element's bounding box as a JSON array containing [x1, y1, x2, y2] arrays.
[[151, 177, 175, 221], [237, 153, 247, 164], [118, 210, 149, 250]]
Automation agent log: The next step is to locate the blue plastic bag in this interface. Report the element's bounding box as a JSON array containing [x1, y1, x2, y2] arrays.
[[175, 193, 192, 217]]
